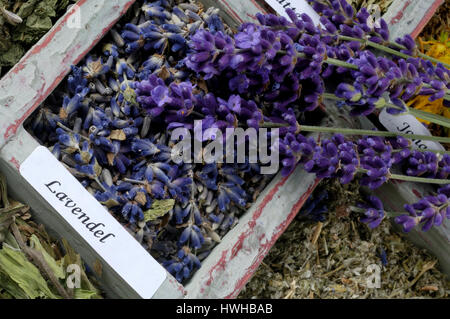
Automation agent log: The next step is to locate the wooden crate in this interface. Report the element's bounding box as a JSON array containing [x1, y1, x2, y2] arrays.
[[0, 0, 322, 298]]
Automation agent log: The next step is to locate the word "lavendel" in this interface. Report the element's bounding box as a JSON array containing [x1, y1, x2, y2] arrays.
[[45, 181, 116, 243]]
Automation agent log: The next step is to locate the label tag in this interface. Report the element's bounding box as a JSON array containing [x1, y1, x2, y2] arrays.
[[264, 0, 322, 26], [379, 108, 445, 151], [20, 146, 166, 299]]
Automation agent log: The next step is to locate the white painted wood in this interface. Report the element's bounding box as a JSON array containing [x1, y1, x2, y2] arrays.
[[383, 0, 444, 39]]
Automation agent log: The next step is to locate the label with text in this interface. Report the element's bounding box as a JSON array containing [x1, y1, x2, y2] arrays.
[[379, 109, 445, 151], [265, 0, 322, 26], [20, 146, 166, 298]]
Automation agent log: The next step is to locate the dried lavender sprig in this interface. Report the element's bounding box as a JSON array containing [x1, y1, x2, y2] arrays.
[[354, 186, 450, 232], [307, 0, 450, 69], [280, 133, 450, 188], [337, 35, 450, 70]]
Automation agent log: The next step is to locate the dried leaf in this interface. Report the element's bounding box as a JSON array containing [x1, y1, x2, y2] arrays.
[[0, 244, 58, 299], [109, 129, 126, 141], [74, 289, 99, 299], [92, 259, 103, 277], [134, 191, 147, 206], [144, 199, 175, 222], [29, 235, 65, 280]]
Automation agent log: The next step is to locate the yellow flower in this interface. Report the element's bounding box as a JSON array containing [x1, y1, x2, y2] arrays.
[[407, 96, 446, 125], [408, 32, 450, 135], [418, 31, 450, 65]]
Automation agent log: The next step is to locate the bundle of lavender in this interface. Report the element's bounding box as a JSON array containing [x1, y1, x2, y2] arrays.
[[25, 0, 449, 284], [0, 173, 102, 299]]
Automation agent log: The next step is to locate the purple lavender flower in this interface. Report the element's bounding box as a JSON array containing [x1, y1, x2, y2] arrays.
[[185, 30, 234, 79], [406, 151, 438, 178], [358, 136, 392, 189], [278, 133, 316, 176], [304, 134, 342, 179], [163, 248, 201, 282], [388, 136, 411, 164], [335, 82, 378, 116], [179, 225, 204, 249], [396, 193, 450, 232], [358, 195, 385, 228]]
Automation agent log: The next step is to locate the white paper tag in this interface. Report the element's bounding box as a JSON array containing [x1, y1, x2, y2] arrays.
[[265, 0, 322, 26], [20, 146, 166, 299], [379, 108, 445, 151]]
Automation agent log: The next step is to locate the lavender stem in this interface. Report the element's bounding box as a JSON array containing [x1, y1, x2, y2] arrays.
[[298, 124, 450, 144], [357, 168, 450, 185]]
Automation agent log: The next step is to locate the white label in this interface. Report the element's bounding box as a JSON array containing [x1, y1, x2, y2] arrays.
[[265, 0, 322, 27], [20, 146, 166, 299], [379, 108, 445, 151]]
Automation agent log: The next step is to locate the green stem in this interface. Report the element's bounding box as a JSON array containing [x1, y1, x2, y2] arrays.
[[299, 124, 450, 144], [296, 52, 359, 70], [322, 93, 344, 101], [338, 35, 410, 60], [261, 122, 290, 128], [389, 173, 450, 184], [326, 57, 359, 70], [357, 168, 450, 185], [407, 107, 450, 129], [384, 211, 406, 218]]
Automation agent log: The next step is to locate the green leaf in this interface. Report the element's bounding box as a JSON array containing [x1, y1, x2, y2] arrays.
[[74, 288, 99, 299], [29, 234, 65, 280], [16, 0, 40, 19], [35, 0, 58, 18], [61, 238, 78, 267], [0, 244, 58, 299], [0, 268, 28, 299], [143, 199, 175, 222], [3, 231, 19, 250], [0, 43, 25, 66], [408, 108, 450, 129]]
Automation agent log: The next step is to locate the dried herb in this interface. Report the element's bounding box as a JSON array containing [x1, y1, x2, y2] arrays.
[[144, 199, 175, 222], [0, 0, 76, 77], [420, 1, 450, 40], [239, 180, 450, 299], [0, 173, 103, 299]]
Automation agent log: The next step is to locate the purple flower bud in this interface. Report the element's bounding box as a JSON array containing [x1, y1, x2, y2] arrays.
[[359, 196, 385, 228]]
